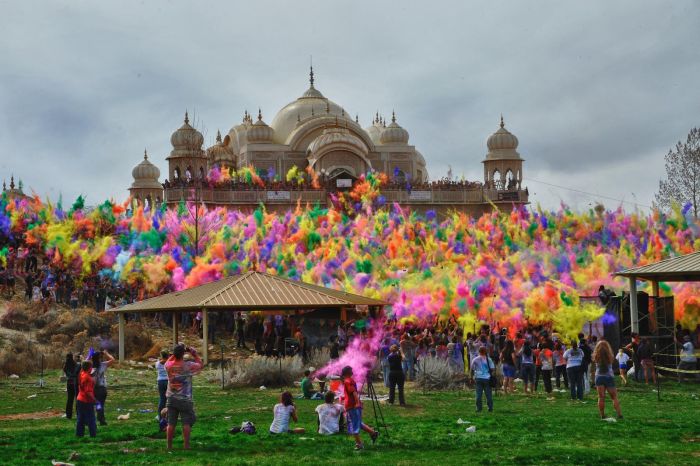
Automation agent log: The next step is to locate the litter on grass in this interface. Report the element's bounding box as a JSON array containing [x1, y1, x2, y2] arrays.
[[602, 418, 617, 423], [456, 418, 471, 424], [259, 385, 267, 391], [465, 426, 477, 433], [117, 413, 131, 420], [26, 394, 37, 399]]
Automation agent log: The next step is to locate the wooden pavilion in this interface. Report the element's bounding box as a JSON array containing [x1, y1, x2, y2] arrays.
[[109, 271, 386, 364]]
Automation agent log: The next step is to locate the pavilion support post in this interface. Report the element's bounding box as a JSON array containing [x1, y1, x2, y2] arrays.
[[340, 308, 347, 323], [202, 309, 209, 365], [118, 313, 125, 363], [652, 281, 660, 297], [172, 313, 179, 346], [629, 277, 639, 334]]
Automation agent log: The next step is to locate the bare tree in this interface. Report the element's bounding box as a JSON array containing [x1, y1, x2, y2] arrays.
[[654, 127, 700, 217]]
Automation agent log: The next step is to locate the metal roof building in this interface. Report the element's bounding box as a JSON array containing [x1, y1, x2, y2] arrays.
[[614, 251, 700, 333], [109, 271, 386, 363]]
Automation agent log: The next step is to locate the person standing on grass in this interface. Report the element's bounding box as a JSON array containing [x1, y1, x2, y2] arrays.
[[165, 344, 203, 450], [500, 340, 517, 394], [637, 337, 657, 385], [341, 366, 379, 450], [564, 341, 585, 401], [519, 341, 535, 394], [155, 351, 169, 421], [63, 353, 79, 419], [76, 360, 97, 438], [472, 346, 494, 412], [625, 333, 642, 383], [387, 345, 406, 406], [593, 340, 623, 419], [578, 333, 593, 395], [678, 335, 697, 381], [616, 348, 630, 385], [554, 341, 569, 390], [539, 344, 555, 400], [91, 349, 115, 426]]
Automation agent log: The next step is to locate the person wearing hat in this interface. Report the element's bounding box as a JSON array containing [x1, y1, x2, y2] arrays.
[[678, 335, 697, 382], [165, 343, 203, 450]]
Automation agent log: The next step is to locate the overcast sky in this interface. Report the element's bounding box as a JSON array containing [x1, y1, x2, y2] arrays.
[[1, 0, 698, 212]]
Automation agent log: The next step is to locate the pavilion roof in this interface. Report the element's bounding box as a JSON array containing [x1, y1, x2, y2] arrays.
[[110, 271, 386, 313], [614, 251, 700, 282]]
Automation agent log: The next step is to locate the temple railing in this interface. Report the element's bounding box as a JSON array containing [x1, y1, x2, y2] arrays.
[[163, 186, 528, 206]]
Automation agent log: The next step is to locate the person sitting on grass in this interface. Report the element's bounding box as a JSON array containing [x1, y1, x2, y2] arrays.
[[165, 344, 203, 450], [341, 365, 379, 450], [315, 391, 344, 435], [592, 340, 623, 420], [269, 391, 305, 434], [76, 360, 97, 438], [301, 370, 323, 400]]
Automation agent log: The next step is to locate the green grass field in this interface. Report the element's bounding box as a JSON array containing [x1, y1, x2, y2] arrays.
[[0, 368, 698, 465]]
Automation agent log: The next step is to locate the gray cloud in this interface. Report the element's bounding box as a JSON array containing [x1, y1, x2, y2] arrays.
[[1, 0, 698, 211]]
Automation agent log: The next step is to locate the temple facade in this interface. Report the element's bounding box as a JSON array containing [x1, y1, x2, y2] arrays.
[[129, 68, 528, 216]]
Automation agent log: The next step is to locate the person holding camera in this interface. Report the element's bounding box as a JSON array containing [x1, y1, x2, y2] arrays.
[[165, 343, 203, 450], [91, 349, 115, 426]]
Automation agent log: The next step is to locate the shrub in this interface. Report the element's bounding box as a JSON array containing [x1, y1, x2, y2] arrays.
[[305, 347, 330, 371], [415, 357, 469, 390], [37, 309, 112, 343], [0, 303, 31, 331], [226, 354, 304, 388], [0, 334, 62, 376]]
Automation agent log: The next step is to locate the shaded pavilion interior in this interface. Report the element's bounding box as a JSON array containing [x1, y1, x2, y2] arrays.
[[109, 271, 386, 364]]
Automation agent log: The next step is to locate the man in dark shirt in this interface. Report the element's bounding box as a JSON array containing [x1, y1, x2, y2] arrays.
[[329, 335, 340, 360]]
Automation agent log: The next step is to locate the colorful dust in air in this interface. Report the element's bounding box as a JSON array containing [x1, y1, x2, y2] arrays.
[[2, 189, 700, 338]]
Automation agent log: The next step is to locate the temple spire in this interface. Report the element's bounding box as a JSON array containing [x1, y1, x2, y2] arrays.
[[258, 108, 263, 121], [500, 114, 504, 128], [10, 175, 15, 190], [144, 148, 148, 160], [309, 64, 315, 87], [392, 110, 396, 124], [184, 110, 189, 124], [216, 130, 222, 143], [355, 114, 359, 123]]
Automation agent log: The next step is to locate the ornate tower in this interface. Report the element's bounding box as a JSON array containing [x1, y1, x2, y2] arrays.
[[482, 116, 524, 191], [166, 111, 207, 182], [129, 150, 163, 208]]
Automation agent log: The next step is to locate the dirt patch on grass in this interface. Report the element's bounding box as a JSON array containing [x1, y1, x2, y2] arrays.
[[0, 409, 62, 421]]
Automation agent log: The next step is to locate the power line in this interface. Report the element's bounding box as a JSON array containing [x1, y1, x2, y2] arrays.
[[523, 177, 652, 209]]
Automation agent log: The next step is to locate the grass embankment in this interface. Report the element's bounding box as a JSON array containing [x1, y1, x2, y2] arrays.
[[0, 368, 698, 465]]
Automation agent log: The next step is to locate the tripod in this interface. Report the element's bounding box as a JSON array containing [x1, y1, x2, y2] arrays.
[[365, 378, 389, 438]]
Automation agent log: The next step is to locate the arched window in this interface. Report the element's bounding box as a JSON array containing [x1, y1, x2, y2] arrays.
[[505, 169, 515, 190], [199, 166, 205, 180], [173, 167, 181, 180], [493, 169, 502, 190], [186, 166, 193, 181]]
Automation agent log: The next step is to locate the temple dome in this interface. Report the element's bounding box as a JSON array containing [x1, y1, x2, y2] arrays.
[[379, 112, 409, 145], [247, 110, 275, 143], [131, 150, 162, 189], [364, 113, 383, 144], [170, 111, 204, 150], [484, 116, 521, 160], [207, 130, 236, 165], [486, 116, 519, 151], [270, 68, 348, 144]]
